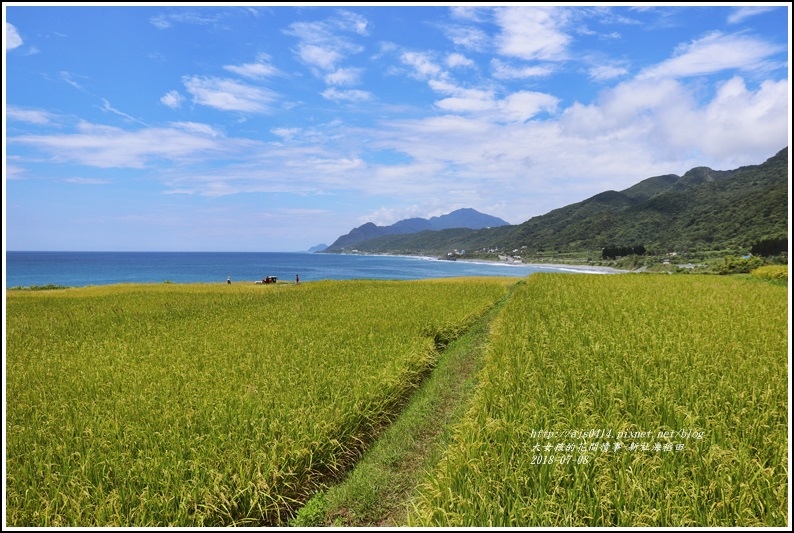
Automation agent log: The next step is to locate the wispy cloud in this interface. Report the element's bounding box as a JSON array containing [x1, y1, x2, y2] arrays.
[[160, 149, 369, 198], [60, 71, 85, 91], [638, 31, 786, 79], [284, 13, 367, 74], [297, 43, 344, 71], [727, 7, 776, 24], [223, 53, 280, 79], [169, 121, 223, 138], [336, 10, 369, 36], [182, 76, 277, 113], [6, 6, 788, 251], [324, 67, 363, 86], [490, 59, 555, 80], [271, 127, 301, 142], [587, 63, 629, 82], [446, 53, 475, 69], [494, 6, 571, 61], [6, 106, 55, 125], [401, 51, 444, 80], [9, 121, 249, 168], [6, 22, 23, 49], [65, 177, 111, 185], [5, 165, 27, 180], [160, 90, 184, 109], [434, 87, 559, 124], [101, 98, 148, 126], [441, 24, 489, 52], [321, 88, 372, 102], [149, 11, 223, 30]]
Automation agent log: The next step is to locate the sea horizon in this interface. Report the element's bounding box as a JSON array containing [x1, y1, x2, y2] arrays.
[[5, 250, 618, 289]]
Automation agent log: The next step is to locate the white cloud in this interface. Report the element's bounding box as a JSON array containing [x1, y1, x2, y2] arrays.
[[223, 55, 279, 79], [449, 6, 487, 22], [435, 95, 494, 114], [297, 43, 344, 71], [337, 10, 369, 36], [7, 6, 788, 253], [446, 53, 475, 69], [559, 77, 687, 139], [65, 177, 111, 185], [324, 67, 363, 86], [304, 156, 366, 174], [149, 11, 221, 30], [271, 127, 301, 141], [727, 7, 776, 24], [588, 64, 629, 81], [678, 77, 789, 159], [434, 87, 558, 123], [182, 76, 277, 113], [5, 165, 27, 180], [638, 32, 785, 80], [321, 88, 372, 102], [494, 6, 571, 61], [6, 22, 23, 50], [169, 121, 223, 138], [285, 16, 365, 72], [149, 14, 171, 29], [9, 121, 244, 169], [498, 91, 559, 122], [427, 78, 478, 97], [159, 141, 371, 198], [101, 98, 147, 125], [6, 106, 54, 125], [362, 51, 788, 225], [160, 90, 184, 109], [60, 71, 84, 91], [442, 24, 489, 51], [491, 58, 555, 79], [360, 204, 450, 227], [401, 51, 443, 80]]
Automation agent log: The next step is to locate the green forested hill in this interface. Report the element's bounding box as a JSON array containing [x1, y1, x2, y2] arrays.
[[340, 147, 788, 256]]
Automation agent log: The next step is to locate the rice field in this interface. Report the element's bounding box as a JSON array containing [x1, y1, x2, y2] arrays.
[[6, 274, 788, 527], [408, 274, 789, 526], [5, 278, 511, 526]]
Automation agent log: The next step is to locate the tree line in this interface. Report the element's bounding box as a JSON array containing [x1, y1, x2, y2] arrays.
[[750, 237, 787, 257], [602, 245, 646, 260]]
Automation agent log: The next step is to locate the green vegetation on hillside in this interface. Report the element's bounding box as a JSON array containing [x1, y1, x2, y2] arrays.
[[332, 147, 788, 259]]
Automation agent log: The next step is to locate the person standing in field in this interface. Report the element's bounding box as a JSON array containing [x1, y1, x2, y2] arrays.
[[296, 274, 300, 284], [227, 276, 231, 284]]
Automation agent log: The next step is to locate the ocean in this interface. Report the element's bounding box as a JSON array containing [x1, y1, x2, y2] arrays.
[[4, 251, 607, 288]]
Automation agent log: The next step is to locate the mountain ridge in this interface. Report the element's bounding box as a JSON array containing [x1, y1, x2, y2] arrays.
[[324, 208, 509, 252], [335, 147, 788, 256]]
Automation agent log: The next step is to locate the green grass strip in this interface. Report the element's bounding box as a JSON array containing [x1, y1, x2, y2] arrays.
[[290, 281, 524, 526]]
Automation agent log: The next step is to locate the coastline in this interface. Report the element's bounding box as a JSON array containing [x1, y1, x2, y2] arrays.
[[454, 258, 630, 274], [528, 262, 631, 274], [330, 251, 632, 275]]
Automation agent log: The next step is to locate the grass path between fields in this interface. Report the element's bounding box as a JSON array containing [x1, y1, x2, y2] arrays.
[[289, 280, 523, 527]]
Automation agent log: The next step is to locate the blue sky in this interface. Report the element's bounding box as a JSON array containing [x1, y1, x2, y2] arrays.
[[3, 3, 791, 252]]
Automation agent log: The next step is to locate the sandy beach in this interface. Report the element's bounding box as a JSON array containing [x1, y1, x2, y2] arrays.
[[524, 262, 631, 274], [454, 258, 631, 274]]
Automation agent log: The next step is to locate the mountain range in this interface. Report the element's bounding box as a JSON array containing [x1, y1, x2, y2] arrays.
[[323, 208, 509, 252], [322, 147, 788, 256]]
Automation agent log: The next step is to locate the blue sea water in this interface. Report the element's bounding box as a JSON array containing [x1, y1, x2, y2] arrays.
[[5, 251, 600, 288]]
